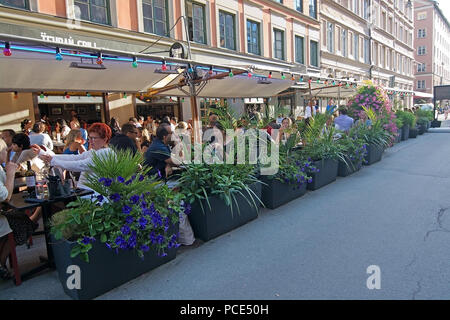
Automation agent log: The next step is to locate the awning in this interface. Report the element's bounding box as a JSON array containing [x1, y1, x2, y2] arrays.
[[0, 47, 180, 93], [414, 91, 433, 98]]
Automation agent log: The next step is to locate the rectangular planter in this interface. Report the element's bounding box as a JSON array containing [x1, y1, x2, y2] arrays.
[[260, 176, 307, 209], [364, 144, 383, 165], [401, 125, 410, 141], [431, 120, 441, 128], [395, 129, 402, 143], [307, 158, 338, 191], [51, 223, 179, 300], [338, 157, 362, 177], [188, 182, 261, 242], [409, 127, 418, 138], [418, 124, 426, 135]]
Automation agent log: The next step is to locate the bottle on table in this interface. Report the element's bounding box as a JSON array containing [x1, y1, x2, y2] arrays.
[[25, 160, 36, 197]]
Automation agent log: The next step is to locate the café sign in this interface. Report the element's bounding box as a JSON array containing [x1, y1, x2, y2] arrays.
[[40, 32, 97, 48]]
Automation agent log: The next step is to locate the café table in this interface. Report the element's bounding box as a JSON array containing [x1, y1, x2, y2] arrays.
[[5, 188, 93, 283]]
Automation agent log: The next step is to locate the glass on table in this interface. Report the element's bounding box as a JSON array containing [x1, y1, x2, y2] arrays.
[[35, 182, 45, 200]]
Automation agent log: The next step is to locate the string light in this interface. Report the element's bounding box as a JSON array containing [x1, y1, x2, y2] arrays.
[[291, 74, 295, 81], [40, 92, 44, 98], [316, 79, 320, 84], [161, 59, 167, 71], [209, 66, 213, 75], [268, 72, 272, 79], [281, 73, 286, 80], [3, 42, 11, 56], [229, 69, 233, 77], [187, 64, 193, 73], [86, 92, 91, 97], [248, 72, 252, 78], [300, 76, 304, 82], [55, 47, 63, 61], [13, 91, 18, 99], [132, 57, 138, 68], [308, 78, 312, 84], [123, 92, 127, 98], [65, 92, 70, 99]]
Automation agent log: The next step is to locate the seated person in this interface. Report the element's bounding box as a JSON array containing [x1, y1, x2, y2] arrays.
[[109, 123, 139, 155], [63, 129, 87, 155], [11, 133, 45, 172], [144, 124, 178, 179], [29, 122, 53, 151], [334, 108, 354, 132]]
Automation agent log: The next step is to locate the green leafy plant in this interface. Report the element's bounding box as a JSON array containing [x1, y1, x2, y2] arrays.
[[353, 107, 392, 149], [396, 110, 416, 127], [336, 128, 367, 171], [50, 148, 186, 262]]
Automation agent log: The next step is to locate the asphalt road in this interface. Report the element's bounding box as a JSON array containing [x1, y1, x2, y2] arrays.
[[1, 132, 450, 300]]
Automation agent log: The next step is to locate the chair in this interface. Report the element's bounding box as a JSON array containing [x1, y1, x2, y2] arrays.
[[7, 232, 21, 285]]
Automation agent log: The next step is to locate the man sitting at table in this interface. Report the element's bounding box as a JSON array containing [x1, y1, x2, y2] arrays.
[[334, 107, 354, 132], [109, 123, 139, 155], [144, 123, 178, 179]]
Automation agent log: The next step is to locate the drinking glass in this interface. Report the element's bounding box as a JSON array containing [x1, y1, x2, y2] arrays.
[[35, 182, 45, 200]]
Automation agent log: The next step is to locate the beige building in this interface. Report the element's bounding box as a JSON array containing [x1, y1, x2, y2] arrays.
[[320, 0, 415, 107]]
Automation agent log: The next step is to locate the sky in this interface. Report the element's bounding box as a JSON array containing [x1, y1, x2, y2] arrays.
[[436, 0, 450, 23]]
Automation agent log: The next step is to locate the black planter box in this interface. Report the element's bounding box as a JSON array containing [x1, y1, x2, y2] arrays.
[[307, 158, 338, 191], [409, 127, 418, 138], [431, 120, 441, 128], [260, 176, 307, 209], [395, 129, 402, 143], [364, 144, 383, 165], [427, 121, 431, 130], [51, 223, 179, 300], [418, 124, 426, 135], [338, 157, 362, 177], [401, 125, 410, 141], [188, 182, 261, 241]]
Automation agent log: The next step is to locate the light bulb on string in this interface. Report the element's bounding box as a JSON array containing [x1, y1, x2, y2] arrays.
[[65, 92, 70, 99], [300, 76, 304, 82], [96, 52, 103, 65], [123, 92, 127, 98], [161, 59, 167, 71], [209, 66, 213, 75], [132, 57, 138, 68], [3, 42, 11, 56], [248, 72, 252, 78], [188, 64, 193, 73], [13, 91, 18, 99], [291, 74, 295, 81], [281, 73, 286, 80], [229, 69, 234, 77], [316, 79, 320, 84], [40, 92, 44, 99], [86, 92, 91, 97], [55, 47, 63, 61], [268, 72, 272, 79]]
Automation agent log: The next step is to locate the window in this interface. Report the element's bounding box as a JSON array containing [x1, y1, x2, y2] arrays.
[[310, 40, 318, 67], [373, 42, 378, 65], [186, 0, 206, 44], [418, 29, 426, 38], [327, 22, 334, 53], [247, 20, 260, 55], [0, 0, 29, 9], [295, 0, 303, 12], [417, 63, 426, 72], [381, 11, 386, 30], [352, 0, 359, 15], [73, 0, 111, 25], [417, 80, 425, 89], [342, 29, 347, 57], [273, 29, 284, 60], [295, 35, 304, 64], [309, 0, 317, 19], [219, 11, 236, 50], [364, 38, 370, 64], [418, 46, 426, 55], [388, 17, 393, 33], [354, 33, 358, 61], [363, 0, 370, 19], [142, 0, 168, 36], [417, 12, 426, 20]]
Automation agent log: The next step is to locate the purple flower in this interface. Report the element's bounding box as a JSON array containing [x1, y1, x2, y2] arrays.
[[82, 236, 91, 245], [115, 236, 125, 246], [117, 176, 125, 183], [140, 201, 148, 209], [96, 194, 104, 202], [125, 215, 135, 224], [130, 195, 140, 205], [307, 178, 313, 183], [183, 203, 191, 215], [139, 217, 148, 229], [121, 225, 130, 235], [110, 193, 121, 202], [122, 205, 132, 215], [125, 179, 132, 185], [157, 170, 162, 179], [103, 178, 112, 187], [139, 175, 145, 182], [140, 245, 149, 252], [105, 243, 112, 250]]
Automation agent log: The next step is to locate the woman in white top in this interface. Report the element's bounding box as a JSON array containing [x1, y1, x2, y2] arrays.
[[35, 123, 112, 191], [29, 122, 53, 151], [54, 119, 71, 141]]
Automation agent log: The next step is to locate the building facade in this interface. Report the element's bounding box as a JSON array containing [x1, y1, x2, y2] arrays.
[[320, 0, 414, 107], [414, 0, 450, 102], [0, 0, 322, 127]]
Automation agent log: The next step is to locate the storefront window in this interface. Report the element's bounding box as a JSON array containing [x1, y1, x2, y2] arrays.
[[143, 0, 168, 36], [74, 0, 111, 25], [0, 0, 29, 9], [186, 0, 206, 44]]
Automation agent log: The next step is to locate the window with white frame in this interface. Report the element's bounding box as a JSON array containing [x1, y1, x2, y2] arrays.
[[364, 38, 370, 64], [418, 46, 426, 55], [342, 29, 347, 57], [186, 0, 206, 44], [354, 33, 358, 61], [310, 40, 319, 67], [74, 0, 110, 25], [417, 12, 426, 20], [247, 19, 260, 55], [219, 10, 236, 50], [327, 22, 334, 53], [309, 0, 317, 19], [418, 29, 426, 38], [295, 35, 304, 64], [273, 28, 285, 60], [0, 0, 29, 9], [295, 0, 303, 13], [417, 63, 426, 72], [142, 0, 168, 36], [417, 80, 425, 89]]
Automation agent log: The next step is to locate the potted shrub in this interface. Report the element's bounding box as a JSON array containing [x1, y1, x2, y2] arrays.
[[299, 114, 344, 190], [395, 110, 410, 141], [336, 129, 367, 177], [50, 149, 185, 300], [394, 118, 403, 143], [178, 162, 262, 242]]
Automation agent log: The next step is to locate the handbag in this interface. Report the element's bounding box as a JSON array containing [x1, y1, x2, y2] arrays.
[[47, 167, 74, 199]]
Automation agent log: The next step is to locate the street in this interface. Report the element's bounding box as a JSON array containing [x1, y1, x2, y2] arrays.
[[1, 132, 450, 299]]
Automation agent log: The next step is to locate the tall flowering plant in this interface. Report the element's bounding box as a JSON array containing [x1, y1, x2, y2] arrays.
[[347, 81, 398, 140], [50, 149, 187, 262]]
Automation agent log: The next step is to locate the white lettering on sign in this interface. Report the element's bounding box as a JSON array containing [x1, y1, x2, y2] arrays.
[[40, 32, 97, 48]]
